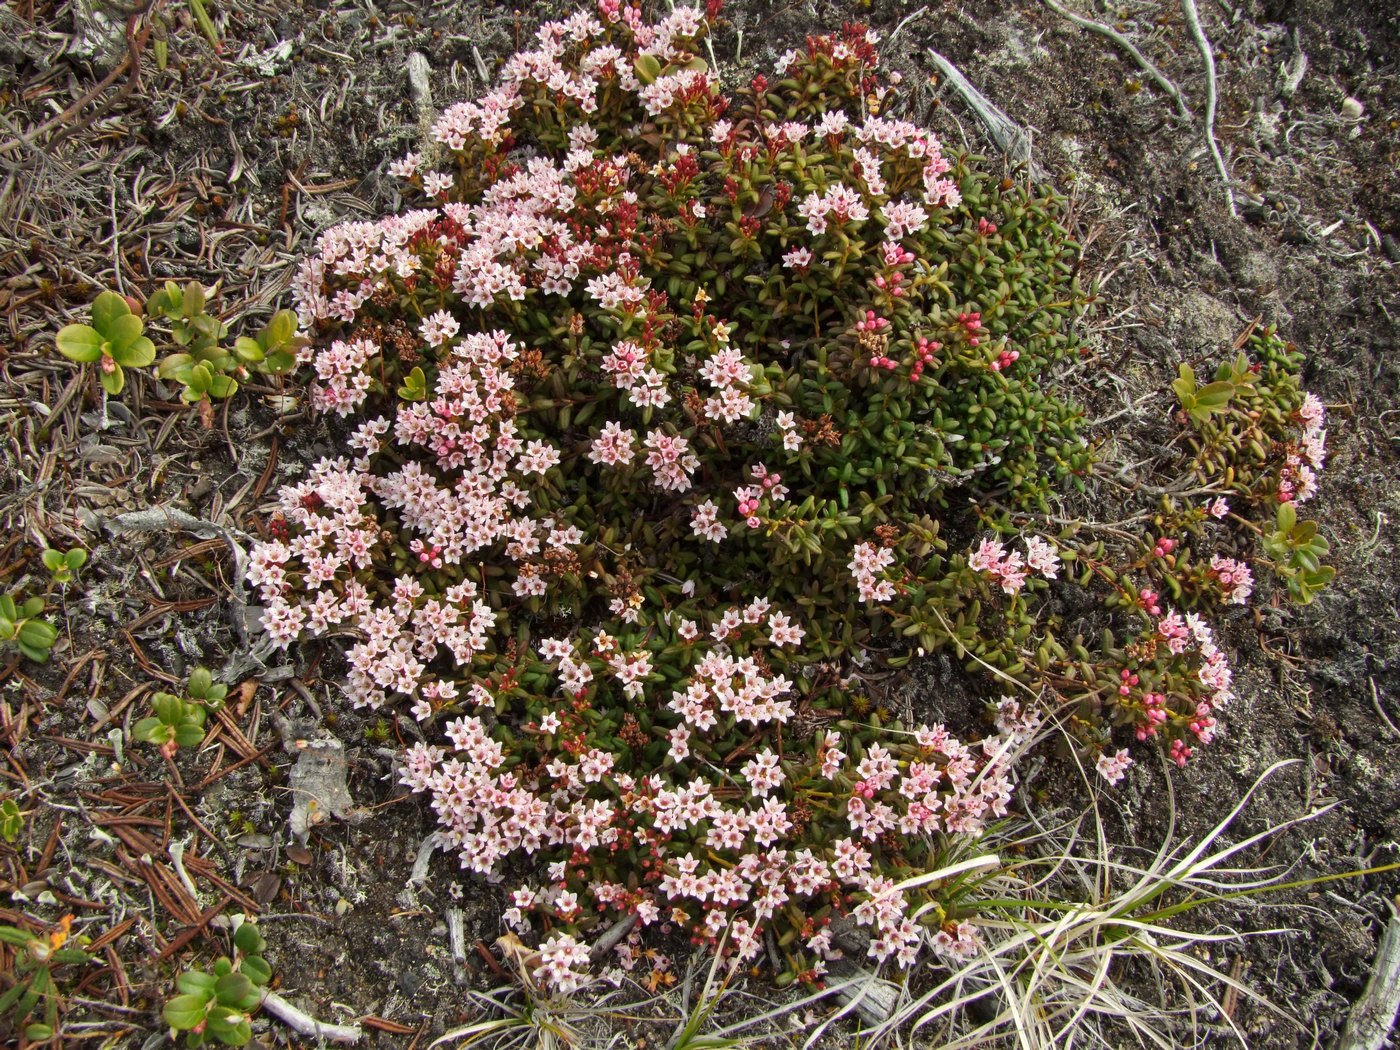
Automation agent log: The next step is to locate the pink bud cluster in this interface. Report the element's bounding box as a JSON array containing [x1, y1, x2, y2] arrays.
[[872, 271, 905, 297], [958, 310, 983, 347], [910, 337, 939, 381], [989, 347, 1020, 372], [1135, 605, 1234, 755], [733, 464, 788, 528]]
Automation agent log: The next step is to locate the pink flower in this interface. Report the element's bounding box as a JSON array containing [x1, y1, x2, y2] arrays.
[[668, 725, 691, 762], [1209, 555, 1254, 605], [642, 430, 700, 492], [782, 246, 813, 269], [388, 152, 420, 179], [1096, 750, 1133, 785], [588, 421, 638, 467], [533, 932, 591, 994], [741, 748, 785, 796], [690, 500, 726, 543], [1024, 536, 1060, 578]]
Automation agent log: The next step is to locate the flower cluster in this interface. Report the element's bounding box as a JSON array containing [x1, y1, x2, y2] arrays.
[[248, 2, 1325, 993]]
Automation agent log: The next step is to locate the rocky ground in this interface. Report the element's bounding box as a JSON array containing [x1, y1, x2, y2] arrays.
[[0, 0, 1397, 1046]]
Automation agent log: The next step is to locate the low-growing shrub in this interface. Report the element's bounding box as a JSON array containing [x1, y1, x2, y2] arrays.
[[132, 667, 227, 758], [244, 2, 1328, 991], [0, 592, 58, 664]]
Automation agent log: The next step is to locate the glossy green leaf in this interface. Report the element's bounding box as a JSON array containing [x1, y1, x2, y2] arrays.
[[90, 290, 132, 334], [99, 363, 126, 396], [55, 324, 103, 362], [163, 993, 211, 1031]]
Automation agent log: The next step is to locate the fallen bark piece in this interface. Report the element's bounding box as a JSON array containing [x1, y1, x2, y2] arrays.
[[275, 715, 363, 844], [406, 51, 438, 163], [827, 960, 901, 1026], [1335, 899, 1400, 1050], [588, 913, 639, 965]]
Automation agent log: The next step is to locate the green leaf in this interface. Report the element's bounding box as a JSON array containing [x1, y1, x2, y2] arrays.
[[99, 363, 126, 396], [188, 667, 212, 697], [154, 693, 183, 724], [90, 290, 132, 334], [234, 336, 265, 363], [232, 922, 265, 956], [65, 549, 88, 571], [184, 282, 207, 317], [164, 994, 212, 1031], [214, 973, 254, 1005], [264, 310, 295, 348], [55, 324, 104, 362], [205, 1004, 247, 1034], [207, 374, 237, 399], [177, 971, 219, 997], [175, 724, 206, 747], [1192, 380, 1235, 411], [239, 954, 271, 987], [132, 717, 168, 743], [24, 1023, 54, 1041], [159, 353, 195, 380], [111, 334, 156, 368], [17, 620, 57, 649], [212, 1019, 252, 1047], [18, 641, 50, 664], [634, 53, 662, 85], [105, 312, 145, 353], [260, 348, 297, 375], [0, 925, 36, 946], [42, 550, 64, 572], [0, 979, 26, 1012], [396, 366, 427, 401]]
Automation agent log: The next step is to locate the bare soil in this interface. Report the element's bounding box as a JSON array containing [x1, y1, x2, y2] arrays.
[[1, 0, 1397, 1046]]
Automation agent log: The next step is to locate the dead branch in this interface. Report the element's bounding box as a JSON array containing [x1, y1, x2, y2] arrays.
[[926, 48, 1044, 180], [1180, 0, 1237, 216], [1041, 0, 1192, 120], [1335, 899, 1400, 1050], [259, 989, 363, 1045]]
